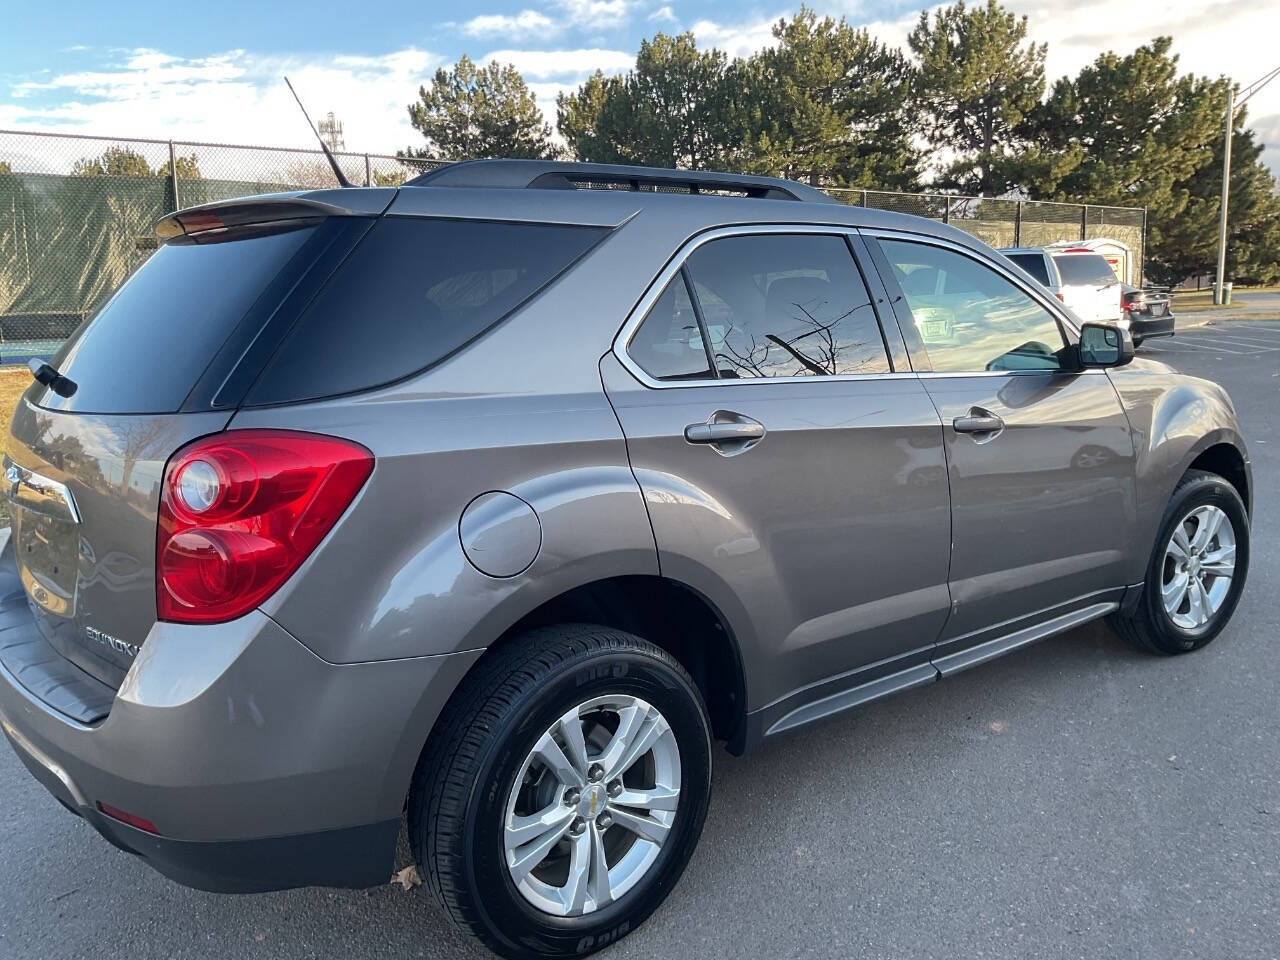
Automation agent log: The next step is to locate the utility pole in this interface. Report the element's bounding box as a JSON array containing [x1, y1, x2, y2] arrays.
[[1216, 66, 1280, 305], [1214, 87, 1233, 305]]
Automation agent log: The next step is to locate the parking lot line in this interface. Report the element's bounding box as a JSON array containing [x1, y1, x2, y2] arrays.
[[1150, 338, 1258, 355], [1187, 338, 1280, 352], [1141, 328, 1280, 355]]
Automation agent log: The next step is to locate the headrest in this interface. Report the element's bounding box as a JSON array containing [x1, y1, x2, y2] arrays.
[[765, 276, 834, 325]]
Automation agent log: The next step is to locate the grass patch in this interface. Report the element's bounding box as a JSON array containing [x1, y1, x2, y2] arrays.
[[0, 368, 29, 420], [0, 367, 31, 527], [1172, 295, 1236, 314], [1172, 286, 1280, 313]]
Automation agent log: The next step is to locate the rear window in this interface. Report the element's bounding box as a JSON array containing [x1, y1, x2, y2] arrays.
[[1006, 253, 1051, 287], [38, 225, 319, 414], [1052, 253, 1117, 286], [245, 217, 607, 405]]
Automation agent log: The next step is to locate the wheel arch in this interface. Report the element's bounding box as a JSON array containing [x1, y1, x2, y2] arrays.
[[399, 573, 751, 812], [489, 575, 749, 753], [1186, 441, 1251, 516]]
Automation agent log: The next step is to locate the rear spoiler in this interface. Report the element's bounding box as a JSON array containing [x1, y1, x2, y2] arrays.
[[156, 189, 397, 243]]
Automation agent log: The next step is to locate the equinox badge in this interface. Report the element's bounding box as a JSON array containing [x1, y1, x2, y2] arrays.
[[85, 626, 139, 659]]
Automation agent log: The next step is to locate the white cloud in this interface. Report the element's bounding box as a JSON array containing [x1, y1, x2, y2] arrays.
[[648, 5, 677, 23], [689, 15, 784, 58], [557, 0, 632, 31], [462, 10, 558, 38], [0, 47, 442, 159], [480, 47, 634, 79]]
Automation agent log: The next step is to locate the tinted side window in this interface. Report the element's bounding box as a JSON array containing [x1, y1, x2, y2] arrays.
[[1007, 253, 1051, 287], [683, 234, 890, 378], [246, 217, 606, 405], [879, 239, 1067, 373], [1053, 254, 1117, 285], [628, 272, 712, 381]]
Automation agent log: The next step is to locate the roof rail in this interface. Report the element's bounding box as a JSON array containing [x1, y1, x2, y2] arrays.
[[407, 159, 836, 203]]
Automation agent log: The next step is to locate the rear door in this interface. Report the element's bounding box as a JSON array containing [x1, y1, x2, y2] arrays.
[[602, 227, 952, 724], [4, 214, 366, 689], [866, 233, 1138, 670]]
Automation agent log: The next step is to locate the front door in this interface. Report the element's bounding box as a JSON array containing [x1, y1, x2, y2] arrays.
[[867, 234, 1138, 669], [602, 228, 952, 727]]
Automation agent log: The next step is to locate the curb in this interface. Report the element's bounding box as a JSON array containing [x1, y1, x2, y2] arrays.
[[1173, 312, 1280, 329]]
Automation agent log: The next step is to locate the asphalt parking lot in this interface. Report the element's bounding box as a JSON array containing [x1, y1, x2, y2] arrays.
[[1, 321, 1277, 960]]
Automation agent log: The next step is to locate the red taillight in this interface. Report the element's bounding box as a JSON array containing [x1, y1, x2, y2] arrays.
[[157, 430, 373, 624], [176, 210, 225, 234], [97, 801, 160, 834]]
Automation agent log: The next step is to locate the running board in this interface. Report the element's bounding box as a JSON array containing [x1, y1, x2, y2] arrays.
[[748, 599, 1118, 748], [765, 663, 938, 737], [931, 601, 1117, 677]]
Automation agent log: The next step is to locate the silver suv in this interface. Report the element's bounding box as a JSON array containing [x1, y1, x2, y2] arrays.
[[0, 161, 1252, 959]]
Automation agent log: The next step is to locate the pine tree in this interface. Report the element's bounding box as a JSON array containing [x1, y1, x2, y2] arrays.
[[737, 9, 921, 189], [406, 55, 556, 161], [908, 0, 1046, 194]]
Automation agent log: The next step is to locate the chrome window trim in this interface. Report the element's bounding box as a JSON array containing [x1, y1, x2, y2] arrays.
[[611, 223, 910, 390], [610, 223, 1103, 391]]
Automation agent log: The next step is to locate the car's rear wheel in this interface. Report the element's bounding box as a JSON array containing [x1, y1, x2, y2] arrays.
[[1110, 469, 1249, 654], [410, 624, 713, 959]]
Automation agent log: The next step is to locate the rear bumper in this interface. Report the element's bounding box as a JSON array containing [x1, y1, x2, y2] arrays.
[[3, 718, 399, 892], [1131, 313, 1176, 341], [0, 551, 482, 892]]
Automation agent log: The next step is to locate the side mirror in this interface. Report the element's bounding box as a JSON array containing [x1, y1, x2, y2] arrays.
[[1078, 322, 1135, 369]]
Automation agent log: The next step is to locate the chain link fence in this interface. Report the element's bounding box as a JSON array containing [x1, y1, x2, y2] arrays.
[[826, 188, 1146, 283], [1, 128, 1145, 366]]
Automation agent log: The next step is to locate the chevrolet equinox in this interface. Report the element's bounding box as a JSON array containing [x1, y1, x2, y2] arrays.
[[0, 161, 1252, 959]]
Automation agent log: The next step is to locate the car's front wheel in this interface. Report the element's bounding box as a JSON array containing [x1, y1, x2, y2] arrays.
[[1110, 469, 1249, 654], [410, 624, 713, 959]]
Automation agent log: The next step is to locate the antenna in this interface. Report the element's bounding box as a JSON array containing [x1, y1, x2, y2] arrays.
[[284, 76, 352, 188]]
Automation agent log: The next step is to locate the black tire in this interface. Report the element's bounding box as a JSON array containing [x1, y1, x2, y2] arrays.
[[1109, 469, 1249, 655], [1132, 336, 1144, 348], [410, 624, 713, 959]]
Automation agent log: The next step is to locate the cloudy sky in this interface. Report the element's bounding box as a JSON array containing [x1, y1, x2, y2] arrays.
[[2, 0, 1278, 178]]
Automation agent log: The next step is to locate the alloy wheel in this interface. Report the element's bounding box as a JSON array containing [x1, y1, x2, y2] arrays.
[[502, 695, 681, 917], [1162, 504, 1236, 630]]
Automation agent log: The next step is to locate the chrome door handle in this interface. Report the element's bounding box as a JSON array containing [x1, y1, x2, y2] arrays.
[[952, 410, 1004, 438], [685, 421, 765, 443], [684, 412, 766, 456]]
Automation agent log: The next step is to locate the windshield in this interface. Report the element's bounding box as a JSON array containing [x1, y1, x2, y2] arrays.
[[1053, 254, 1117, 286]]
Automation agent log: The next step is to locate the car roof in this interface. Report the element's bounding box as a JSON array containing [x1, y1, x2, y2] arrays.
[[160, 160, 1002, 260], [396, 160, 996, 248]]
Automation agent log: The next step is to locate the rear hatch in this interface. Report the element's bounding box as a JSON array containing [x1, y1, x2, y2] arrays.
[[1051, 252, 1122, 323], [3, 194, 383, 693]]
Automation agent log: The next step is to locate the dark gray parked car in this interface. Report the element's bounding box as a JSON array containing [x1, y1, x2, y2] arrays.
[[0, 161, 1252, 959]]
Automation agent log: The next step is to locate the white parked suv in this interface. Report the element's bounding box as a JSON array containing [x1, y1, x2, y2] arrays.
[[1000, 245, 1123, 327], [999, 247, 1065, 301]]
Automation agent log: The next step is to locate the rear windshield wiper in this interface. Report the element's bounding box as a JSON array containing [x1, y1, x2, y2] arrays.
[[28, 358, 77, 398]]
